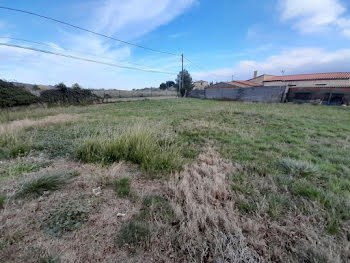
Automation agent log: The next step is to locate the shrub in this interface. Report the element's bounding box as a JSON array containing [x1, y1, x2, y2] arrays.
[[15, 172, 78, 198], [0, 80, 39, 107], [76, 125, 182, 173], [40, 85, 99, 105], [114, 178, 131, 197], [277, 158, 319, 177]]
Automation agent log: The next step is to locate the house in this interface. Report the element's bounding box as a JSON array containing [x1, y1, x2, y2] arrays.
[[263, 72, 350, 105], [193, 80, 209, 90]]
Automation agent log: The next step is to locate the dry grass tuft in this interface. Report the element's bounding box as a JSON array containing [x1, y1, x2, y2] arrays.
[[163, 149, 263, 262]]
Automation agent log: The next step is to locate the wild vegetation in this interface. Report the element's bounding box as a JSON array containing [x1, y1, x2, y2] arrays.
[[0, 99, 349, 262], [0, 80, 39, 107]]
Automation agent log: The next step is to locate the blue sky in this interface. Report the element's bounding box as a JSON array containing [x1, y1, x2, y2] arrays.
[[0, 0, 350, 89]]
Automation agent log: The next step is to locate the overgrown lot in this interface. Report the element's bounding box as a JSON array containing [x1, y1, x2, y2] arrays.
[[0, 99, 349, 262]]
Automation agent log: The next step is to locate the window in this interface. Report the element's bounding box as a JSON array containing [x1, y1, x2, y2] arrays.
[[316, 83, 327, 86]]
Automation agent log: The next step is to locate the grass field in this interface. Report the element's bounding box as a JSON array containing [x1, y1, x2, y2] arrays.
[[1, 99, 349, 262]]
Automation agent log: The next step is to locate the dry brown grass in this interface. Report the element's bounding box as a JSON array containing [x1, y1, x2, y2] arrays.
[[0, 113, 78, 135], [162, 149, 263, 263], [1, 151, 349, 262], [0, 160, 164, 263]]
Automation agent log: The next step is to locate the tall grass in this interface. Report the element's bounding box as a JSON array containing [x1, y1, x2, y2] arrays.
[[15, 172, 78, 198], [76, 124, 183, 173]]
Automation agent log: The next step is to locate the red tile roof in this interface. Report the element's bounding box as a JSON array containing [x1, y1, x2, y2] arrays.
[[231, 80, 261, 87], [264, 72, 350, 82]]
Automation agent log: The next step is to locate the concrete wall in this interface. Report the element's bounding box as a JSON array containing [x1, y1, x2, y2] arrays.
[[189, 90, 206, 99], [264, 79, 350, 87], [205, 86, 287, 103]]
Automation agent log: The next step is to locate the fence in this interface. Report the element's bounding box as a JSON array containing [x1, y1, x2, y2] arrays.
[[190, 86, 288, 103]]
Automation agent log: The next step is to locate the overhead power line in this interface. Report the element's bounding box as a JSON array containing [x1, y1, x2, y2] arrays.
[[0, 36, 167, 70], [0, 6, 180, 56], [0, 43, 177, 75], [184, 56, 223, 80]]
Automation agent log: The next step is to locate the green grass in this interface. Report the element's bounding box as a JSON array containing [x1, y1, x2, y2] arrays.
[[15, 172, 78, 198], [1, 99, 350, 246], [277, 158, 319, 177], [0, 194, 5, 209], [114, 178, 131, 197]]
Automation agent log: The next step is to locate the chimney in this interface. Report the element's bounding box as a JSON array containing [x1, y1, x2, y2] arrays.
[[253, 70, 258, 78]]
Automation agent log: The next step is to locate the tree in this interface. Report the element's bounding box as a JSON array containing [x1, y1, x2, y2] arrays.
[[166, 81, 175, 88], [72, 83, 82, 90], [175, 69, 194, 97], [159, 83, 167, 90], [55, 83, 68, 92]]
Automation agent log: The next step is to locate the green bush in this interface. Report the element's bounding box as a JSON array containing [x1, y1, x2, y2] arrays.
[[15, 172, 78, 198], [76, 125, 182, 173], [40, 83, 99, 105], [0, 80, 39, 107], [115, 178, 131, 197]]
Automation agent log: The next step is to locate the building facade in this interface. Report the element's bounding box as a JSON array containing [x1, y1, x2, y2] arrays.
[[263, 72, 350, 105], [193, 80, 209, 90]]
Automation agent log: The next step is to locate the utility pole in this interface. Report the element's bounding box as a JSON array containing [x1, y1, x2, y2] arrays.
[[181, 53, 184, 97]]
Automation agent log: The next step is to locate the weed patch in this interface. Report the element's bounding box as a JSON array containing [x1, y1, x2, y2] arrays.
[[42, 201, 89, 237], [138, 195, 176, 223], [114, 177, 131, 197], [0, 194, 5, 209], [116, 221, 150, 249]]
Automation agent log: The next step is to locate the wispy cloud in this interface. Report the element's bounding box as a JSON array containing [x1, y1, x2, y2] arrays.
[[279, 0, 350, 37], [93, 0, 197, 39]]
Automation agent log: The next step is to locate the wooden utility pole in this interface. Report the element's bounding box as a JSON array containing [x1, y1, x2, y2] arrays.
[[181, 53, 184, 97]]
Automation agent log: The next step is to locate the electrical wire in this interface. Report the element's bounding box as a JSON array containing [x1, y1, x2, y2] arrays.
[[0, 6, 180, 56], [0, 42, 177, 75], [0, 36, 167, 70]]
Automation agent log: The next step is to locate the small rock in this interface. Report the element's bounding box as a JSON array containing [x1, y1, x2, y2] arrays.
[[117, 213, 126, 217], [92, 187, 102, 196]]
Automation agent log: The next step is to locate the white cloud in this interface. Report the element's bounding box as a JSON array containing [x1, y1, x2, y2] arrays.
[[193, 47, 350, 82], [94, 0, 197, 38], [279, 0, 350, 37], [0, 0, 196, 89]]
